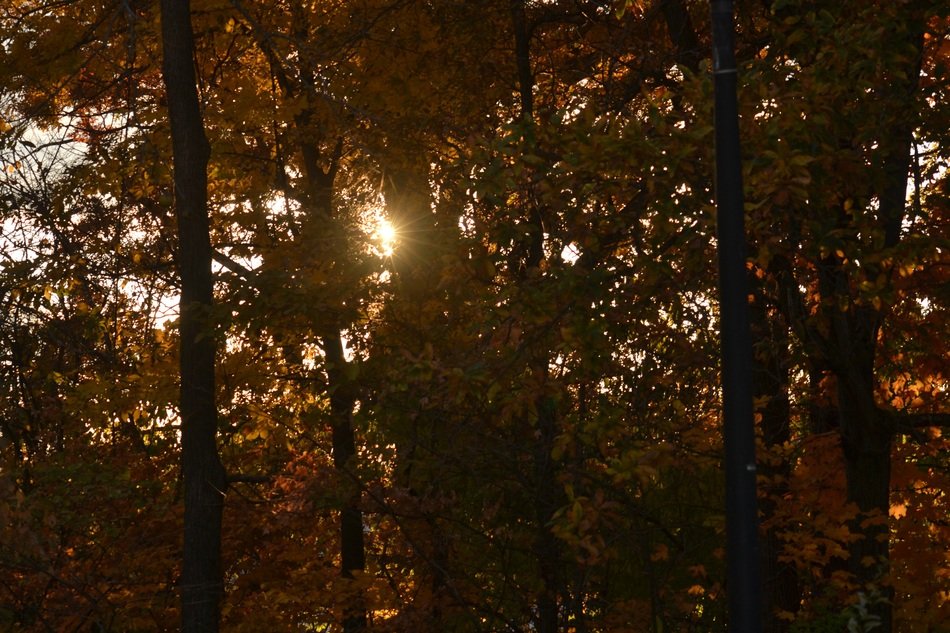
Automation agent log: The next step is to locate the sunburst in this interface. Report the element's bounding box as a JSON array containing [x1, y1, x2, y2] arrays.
[[375, 218, 397, 257]]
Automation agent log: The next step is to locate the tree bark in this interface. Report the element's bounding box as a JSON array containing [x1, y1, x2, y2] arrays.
[[510, 4, 564, 630], [242, 5, 370, 623], [835, 15, 923, 631], [836, 352, 894, 630], [322, 331, 368, 633], [380, 157, 460, 630], [766, 7, 926, 630], [749, 292, 799, 633], [533, 393, 561, 633], [660, 0, 702, 73], [160, 1, 227, 632], [295, 125, 368, 633]]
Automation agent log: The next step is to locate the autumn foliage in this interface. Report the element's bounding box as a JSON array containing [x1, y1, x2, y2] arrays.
[[0, 0, 948, 631]]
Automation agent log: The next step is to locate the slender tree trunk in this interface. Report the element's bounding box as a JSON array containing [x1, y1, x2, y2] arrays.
[[510, 4, 564, 629], [322, 331, 368, 633], [381, 161, 457, 630], [749, 292, 799, 632], [510, 0, 534, 120], [250, 13, 370, 621], [159, 1, 227, 631], [660, 0, 702, 73], [533, 393, 561, 633], [296, 130, 368, 631]]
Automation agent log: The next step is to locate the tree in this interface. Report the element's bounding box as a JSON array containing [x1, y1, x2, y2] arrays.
[[1, 1, 948, 632], [740, 2, 949, 629], [160, 0, 227, 629]]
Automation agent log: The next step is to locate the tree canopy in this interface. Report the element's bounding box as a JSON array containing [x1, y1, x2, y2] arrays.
[[0, 1, 948, 631]]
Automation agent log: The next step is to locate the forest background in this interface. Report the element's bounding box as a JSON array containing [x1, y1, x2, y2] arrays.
[[0, 0, 948, 632]]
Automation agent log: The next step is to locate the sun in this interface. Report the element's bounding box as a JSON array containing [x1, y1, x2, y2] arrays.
[[375, 218, 397, 257]]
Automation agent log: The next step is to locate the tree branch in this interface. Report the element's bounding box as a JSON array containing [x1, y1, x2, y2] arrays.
[[894, 411, 950, 430], [226, 473, 271, 484], [212, 250, 255, 280]]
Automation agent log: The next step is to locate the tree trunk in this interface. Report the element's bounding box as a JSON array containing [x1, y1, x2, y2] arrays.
[[296, 133, 369, 631], [381, 160, 457, 630], [533, 393, 561, 633], [322, 331, 368, 633], [837, 364, 894, 632], [253, 11, 372, 617], [769, 8, 925, 630], [159, 1, 227, 631], [833, 15, 923, 630], [750, 292, 799, 633], [508, 6, 564, 629]]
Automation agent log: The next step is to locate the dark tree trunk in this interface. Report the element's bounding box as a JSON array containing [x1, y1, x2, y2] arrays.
[[767, 8, 925, 630], [253, 6, 372, 617], [510, 0, 533, 120], [159, 1, 227, 632], [828, 354, 892, 631], [830, 16, 922, 631], [749, 293, 799, 633], [296, 128, 368, 632], [381, 160, 458, 630], [660, 0, 703, 73], [833, 333, 895, 631], [508, 5, 564, 630], [322, 332, 368, 633], [533, 394, 561, 633]]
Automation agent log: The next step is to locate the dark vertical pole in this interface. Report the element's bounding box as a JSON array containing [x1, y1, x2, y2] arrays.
[[710, 1, 762, 631]]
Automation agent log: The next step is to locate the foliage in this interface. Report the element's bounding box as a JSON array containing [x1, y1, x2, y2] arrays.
[[0, 0, 947, 631]]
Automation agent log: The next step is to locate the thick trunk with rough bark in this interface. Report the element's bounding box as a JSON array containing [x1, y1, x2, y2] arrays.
[[834, 17, 922, 631], [837, 368, 894, 631], [769, 9, 925, 630], [160, 1, 227, 631]]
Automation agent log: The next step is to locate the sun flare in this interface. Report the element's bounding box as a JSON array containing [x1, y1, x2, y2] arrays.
[[376, 219, 397, 257]]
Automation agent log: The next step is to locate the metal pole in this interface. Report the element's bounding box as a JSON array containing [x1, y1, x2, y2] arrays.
[[710, 1, 763, 631]]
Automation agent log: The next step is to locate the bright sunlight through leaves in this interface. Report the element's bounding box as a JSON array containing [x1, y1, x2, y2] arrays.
[[375, 218, 397, 257]]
